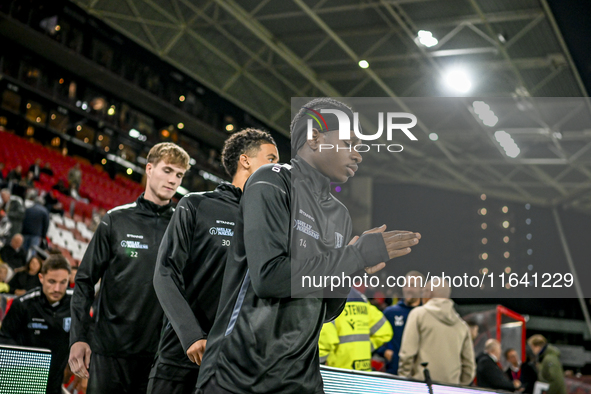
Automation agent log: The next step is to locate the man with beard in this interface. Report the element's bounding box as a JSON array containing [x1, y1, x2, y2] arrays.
[[0, 255, 72, 394]]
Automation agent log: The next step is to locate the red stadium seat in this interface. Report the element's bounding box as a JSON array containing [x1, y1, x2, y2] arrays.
[[0, 130, 144, 216]]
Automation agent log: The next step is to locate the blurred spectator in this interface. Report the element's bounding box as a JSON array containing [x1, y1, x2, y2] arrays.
[[22, 190, 49, 256], [0, 188, 25, 237], [398, 277, 475, 385], [476, 339, 521, 391], [505, 347, 537, 394], [464, 316, 480, 341], [376, 271, 424, 375], [0, 255, 72, 394], [528, 335, 566, 394], [0, 233, 27, 270], [0, 162, 5, 185], [21, 171, 36, 189], [29, 158, 42, 180], [44, 190, 65, 216], [6, 165, 23, 184], [68, 163, 82, 191], [319, 288, 392, 371], [8, 255, 42, 295], [52, 179, 70, 196], [0, 263, 9, 293], [40, 162, 54, 177], [89, 207, 107, 232], [368, 290, 388, 311]]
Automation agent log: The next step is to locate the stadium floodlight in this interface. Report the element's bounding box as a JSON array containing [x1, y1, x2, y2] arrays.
[[417, 30, 438, 47], [358, 60, 369, 69], [472, 101, 499, 127], [494, 130, 520, 158], [444, 68, 471, 93]]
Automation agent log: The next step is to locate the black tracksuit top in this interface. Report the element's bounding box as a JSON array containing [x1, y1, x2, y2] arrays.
[[70, 194, 174, 357], [0, 287, 73, 394], [197, 156, 389, 394], [153, 183, 242, 368]]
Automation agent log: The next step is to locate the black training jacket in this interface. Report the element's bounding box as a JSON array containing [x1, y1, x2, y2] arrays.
[[153, 184, 241, 369], [70, 194, 174, 357], [197, 156, 389, 394], [0, 287, 73, 394]]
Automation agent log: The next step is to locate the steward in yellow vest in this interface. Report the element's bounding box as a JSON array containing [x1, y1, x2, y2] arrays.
[[319, 288, 393, 371]]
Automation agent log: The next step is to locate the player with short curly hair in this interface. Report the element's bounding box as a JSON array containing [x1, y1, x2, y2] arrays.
[[149, 129, 278, 394], [221, 128, 276, 178]]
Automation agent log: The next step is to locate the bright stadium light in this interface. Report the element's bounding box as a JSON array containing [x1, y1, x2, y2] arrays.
[[417, 30, 438, 47], [444, 68, 472, 93], [358, 60, 369, 69]]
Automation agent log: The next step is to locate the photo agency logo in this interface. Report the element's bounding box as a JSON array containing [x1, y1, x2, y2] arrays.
[[303, 107, 418, 152]]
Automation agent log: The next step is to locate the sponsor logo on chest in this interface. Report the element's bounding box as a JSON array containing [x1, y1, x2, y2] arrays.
[[28, 322, 48, 330], [293, 219, 320, 239], [121, 240, 149, 249], [209, 227, 234, 236]]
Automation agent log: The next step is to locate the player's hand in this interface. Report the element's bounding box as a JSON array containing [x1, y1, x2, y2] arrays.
[[382, 229, 420, 260], [69, 341, 91, 379], [384, 349, 394, 361], [355, 225, 420, 274], [187, 339, 207, 365]]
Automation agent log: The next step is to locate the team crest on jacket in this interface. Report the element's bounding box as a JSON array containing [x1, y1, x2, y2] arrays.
[[63, 317, 71, 332], [394, 315, 404, 326], [335, 232, 343, 248]]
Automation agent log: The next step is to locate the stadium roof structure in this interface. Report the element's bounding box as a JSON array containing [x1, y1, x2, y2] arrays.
[[71, 0, 591, 213]]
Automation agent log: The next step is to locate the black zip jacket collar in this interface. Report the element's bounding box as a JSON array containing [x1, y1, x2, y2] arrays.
[[215, 183, 242, 203], [136, 192, 174, 215], [292, 156, 331, 199]]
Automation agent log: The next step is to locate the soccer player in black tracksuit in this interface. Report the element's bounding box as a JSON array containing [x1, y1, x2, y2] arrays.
[[68, 143, 190, 394], [196, 98, 421, 394], [0, 255, 73, 394], [149, 129, 279, 394]]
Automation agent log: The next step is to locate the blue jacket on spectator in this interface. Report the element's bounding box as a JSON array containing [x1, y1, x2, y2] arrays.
[[22, 202, 49, 238], [376, 300, 415, 374]]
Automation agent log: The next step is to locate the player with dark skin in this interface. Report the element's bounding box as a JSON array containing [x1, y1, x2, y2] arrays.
[[300, 126, 421, 272], [196, 98, 420, 394]]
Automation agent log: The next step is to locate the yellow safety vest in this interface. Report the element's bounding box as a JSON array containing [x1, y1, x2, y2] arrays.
[[319, 291, 393, 371]]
